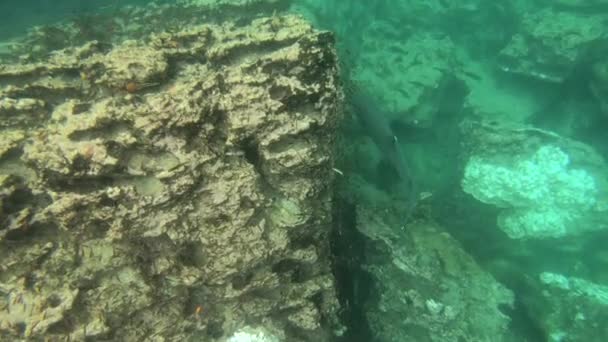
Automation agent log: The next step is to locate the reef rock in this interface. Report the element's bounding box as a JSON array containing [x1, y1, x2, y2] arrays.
[[352, 30, 458, 127], [0, 4, 342, 341], [538, 272, 608, 342], [351, 207, 514, 342], [498, 8, 607, 83], [460, 120, 608, 239]]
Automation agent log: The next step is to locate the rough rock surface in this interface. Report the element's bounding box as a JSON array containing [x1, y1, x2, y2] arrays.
[[462, 144, 599, 239], [0, 7, 342, 342], [538, 272, 608, 342], [351, 30, 458, 128], [459, 119, 608, 236], [354, 207, 514, 342], [498, 8, 608, 83], [1, 0, 293, 63]]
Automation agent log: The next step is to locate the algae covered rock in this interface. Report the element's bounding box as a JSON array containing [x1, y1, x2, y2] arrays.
[[538, 272, 608, 342], [498, 8, 608, 82], [462, 144, 598, 239], [353, 207, 514, 342], [0, 3, 342, 341], [459, 120, 608, 239], [352, 30, 458, 127], [2, 0, 293, 63]]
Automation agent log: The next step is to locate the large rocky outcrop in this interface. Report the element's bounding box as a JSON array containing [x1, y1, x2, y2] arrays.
[[0, 4, 342, 341], [336, 205, 514, 342], [460, 120, 608, 239]]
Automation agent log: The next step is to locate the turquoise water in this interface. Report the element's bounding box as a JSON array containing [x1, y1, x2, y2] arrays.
[[303, 2, 608, 341], [0, 1, 139, 39], [1, 1, 608, 341]]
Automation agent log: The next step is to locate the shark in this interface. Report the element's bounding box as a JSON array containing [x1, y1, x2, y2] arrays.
[[349, 87, 418, 218]]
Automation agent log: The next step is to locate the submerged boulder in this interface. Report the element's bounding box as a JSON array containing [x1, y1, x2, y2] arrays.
[[463, 144, 598, 239], [0, 3, 342, 341], [538, 272, 608, 342], [346, 206, 514, 342], [460, 120, 608, 239]]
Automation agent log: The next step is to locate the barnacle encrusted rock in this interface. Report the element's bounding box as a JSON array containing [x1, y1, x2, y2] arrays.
[[0, 6, 342, 342]]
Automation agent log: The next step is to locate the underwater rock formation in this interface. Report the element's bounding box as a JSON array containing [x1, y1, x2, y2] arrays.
[[0, 5, 342, 341], [498, 8, 606, 83], [538, 272, 608, 342], [351, 30, 457, 128], [463, 144, 598, 239], [2, 0, 293, 63], [497, 7, 608, 126], [460, 120, 608, 239], [351, 207, 514, 342]]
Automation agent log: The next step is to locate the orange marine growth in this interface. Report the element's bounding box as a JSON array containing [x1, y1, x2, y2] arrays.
[[194, 305, 203, 320], [125, 81, 139, 93], [124, 81, 160, 93]]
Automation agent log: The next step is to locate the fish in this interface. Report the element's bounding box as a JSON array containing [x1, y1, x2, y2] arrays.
[[349, 86, 418, 218]]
